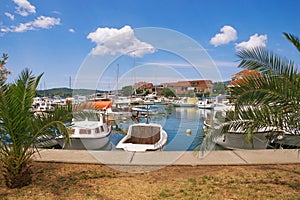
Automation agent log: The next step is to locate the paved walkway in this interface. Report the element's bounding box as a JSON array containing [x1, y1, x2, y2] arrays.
[[33, 149, 300, 166]]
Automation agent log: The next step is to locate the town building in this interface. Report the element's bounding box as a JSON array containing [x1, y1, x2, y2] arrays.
[[163, 80, 213, 97], [228, 69, 261, 87], [133, 82, 154, 94]]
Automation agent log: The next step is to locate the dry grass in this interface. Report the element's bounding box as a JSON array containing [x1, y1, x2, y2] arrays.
[[0, 162, 299, 200]]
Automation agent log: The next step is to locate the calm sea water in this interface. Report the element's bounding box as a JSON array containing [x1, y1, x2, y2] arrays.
[[108, 106, 215, 151]]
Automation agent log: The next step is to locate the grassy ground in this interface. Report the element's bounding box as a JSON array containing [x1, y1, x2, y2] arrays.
[[0, 162, 299, 200]]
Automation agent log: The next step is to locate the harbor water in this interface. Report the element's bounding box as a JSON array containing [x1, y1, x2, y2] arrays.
[[108, 106, 215, 151]]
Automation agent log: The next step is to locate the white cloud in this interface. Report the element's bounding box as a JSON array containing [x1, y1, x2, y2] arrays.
[[69, 28, 75, 33], [12, 0, 36, 16], [235, 33, 267, 51], [1, 16, 60, 32], [210, 25, 238, 47], [5, 12, 15, 21], [87, 25, 155, 57], [32, 16, 60, 29]]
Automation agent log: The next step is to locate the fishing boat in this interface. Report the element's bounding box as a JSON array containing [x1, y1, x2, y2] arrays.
[[116, 123, 168, 152]]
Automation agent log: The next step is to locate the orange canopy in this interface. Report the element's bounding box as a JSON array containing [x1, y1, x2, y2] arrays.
[[74, 101, 112, 110]]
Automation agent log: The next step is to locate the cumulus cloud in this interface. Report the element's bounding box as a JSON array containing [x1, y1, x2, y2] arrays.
[[69, 28, 75, 33], [32, 16, 60, 29], [1, 16, 60, 32], [87, 25, 155, 57], [12, 0, 36, 16], [5, 12, 15, 21], [210, 25, 238, 47], [235, 34, 267, 51]]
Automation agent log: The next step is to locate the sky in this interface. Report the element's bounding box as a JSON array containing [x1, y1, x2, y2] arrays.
[[0, 0, 300, 90]]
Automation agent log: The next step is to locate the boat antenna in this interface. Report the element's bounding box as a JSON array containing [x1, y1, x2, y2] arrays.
[[146, 104, 149, 124]]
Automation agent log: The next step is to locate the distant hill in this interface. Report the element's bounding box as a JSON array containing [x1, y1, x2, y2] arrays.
[[36, 88, 106, 98]]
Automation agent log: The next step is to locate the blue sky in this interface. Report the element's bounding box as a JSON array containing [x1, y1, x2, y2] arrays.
[[1, 0, 300, 90]]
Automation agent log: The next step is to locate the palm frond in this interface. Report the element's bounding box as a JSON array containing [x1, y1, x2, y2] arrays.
[[283, 32, 300, 52], [237, 47, 298, 81], [0, 68, 71, 188]]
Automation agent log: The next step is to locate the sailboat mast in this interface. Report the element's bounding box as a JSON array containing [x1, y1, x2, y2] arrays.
[[69, 76, 72, 89], [116, 64, 119, 96], [132, 53, 136, 96]]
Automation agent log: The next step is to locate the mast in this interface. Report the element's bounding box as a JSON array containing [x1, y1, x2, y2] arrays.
[[132, 53, 136, 96], [116, 64, 119, 96], [69, 76, 72, 89]]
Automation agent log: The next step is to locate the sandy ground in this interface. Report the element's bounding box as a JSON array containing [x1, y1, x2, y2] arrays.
[[0, 162, 299, 199]]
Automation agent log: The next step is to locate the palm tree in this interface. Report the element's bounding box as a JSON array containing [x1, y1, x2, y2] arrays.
[[223, 33, 300, 144], [0, 68, 70, 188]]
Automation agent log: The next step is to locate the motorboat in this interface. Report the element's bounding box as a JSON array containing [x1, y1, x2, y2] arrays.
[[212, 124, 292, 150], [270, 129, 300, 148], [202, 103, 272, 150], [34, 135, 59, 148], [116, 123, 168, 152], [214, 131, 270, 150], [57, 101, 113, 150], [197, 99, 214, 109], [131, 105, 161, 116], [171, 97, 197, 107], [57, 113, 112, 150]]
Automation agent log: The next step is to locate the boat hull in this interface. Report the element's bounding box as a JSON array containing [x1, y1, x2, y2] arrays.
[[57, 125, 112, 150], [57, 136, 110, 150], [116, 123, 168, 152], [172, 103, 196, 107], [215, 133, 269, 150]]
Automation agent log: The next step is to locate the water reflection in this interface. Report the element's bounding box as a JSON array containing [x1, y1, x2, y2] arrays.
[[109, 106, 207, 151]]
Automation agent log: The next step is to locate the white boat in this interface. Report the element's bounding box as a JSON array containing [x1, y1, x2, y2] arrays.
[[34, 136, 59, 148], [271, 130, 300, 148], [203, 103, 272, 150], [171, 97, 197, 107], [131, 105, 160, 115], [116, 123, 168, 152], [197, 99, 214, 109], [215, 132, 269, 150], [213, 125, 288, 150], [57, 112, 112, 150]]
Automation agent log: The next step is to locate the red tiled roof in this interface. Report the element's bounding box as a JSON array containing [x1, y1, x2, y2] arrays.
[[164, 80, 213, 88], [229, 69, 261, 86]]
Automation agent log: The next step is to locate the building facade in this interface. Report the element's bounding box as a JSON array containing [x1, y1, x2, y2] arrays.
[[163, 80, 213, 97]]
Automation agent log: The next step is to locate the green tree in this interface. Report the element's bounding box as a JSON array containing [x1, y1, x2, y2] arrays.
[[223, 33, 300, 140], [121, 85, 133, 96], [0, 68, 70, 188], [160, 88, 176, 97], [212, 82, 227, 95]]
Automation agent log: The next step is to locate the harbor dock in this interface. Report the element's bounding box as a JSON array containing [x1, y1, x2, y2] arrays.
[[33, 149, 300, 166]]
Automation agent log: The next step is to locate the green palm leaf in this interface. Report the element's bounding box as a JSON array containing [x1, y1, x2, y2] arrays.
[[0, 68, 70, 188], [283, 32, 300, 52], [221, 33, 300, 148]]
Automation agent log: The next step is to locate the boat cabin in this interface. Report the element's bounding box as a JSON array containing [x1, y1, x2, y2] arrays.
[[124, 125, 161, 144]]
